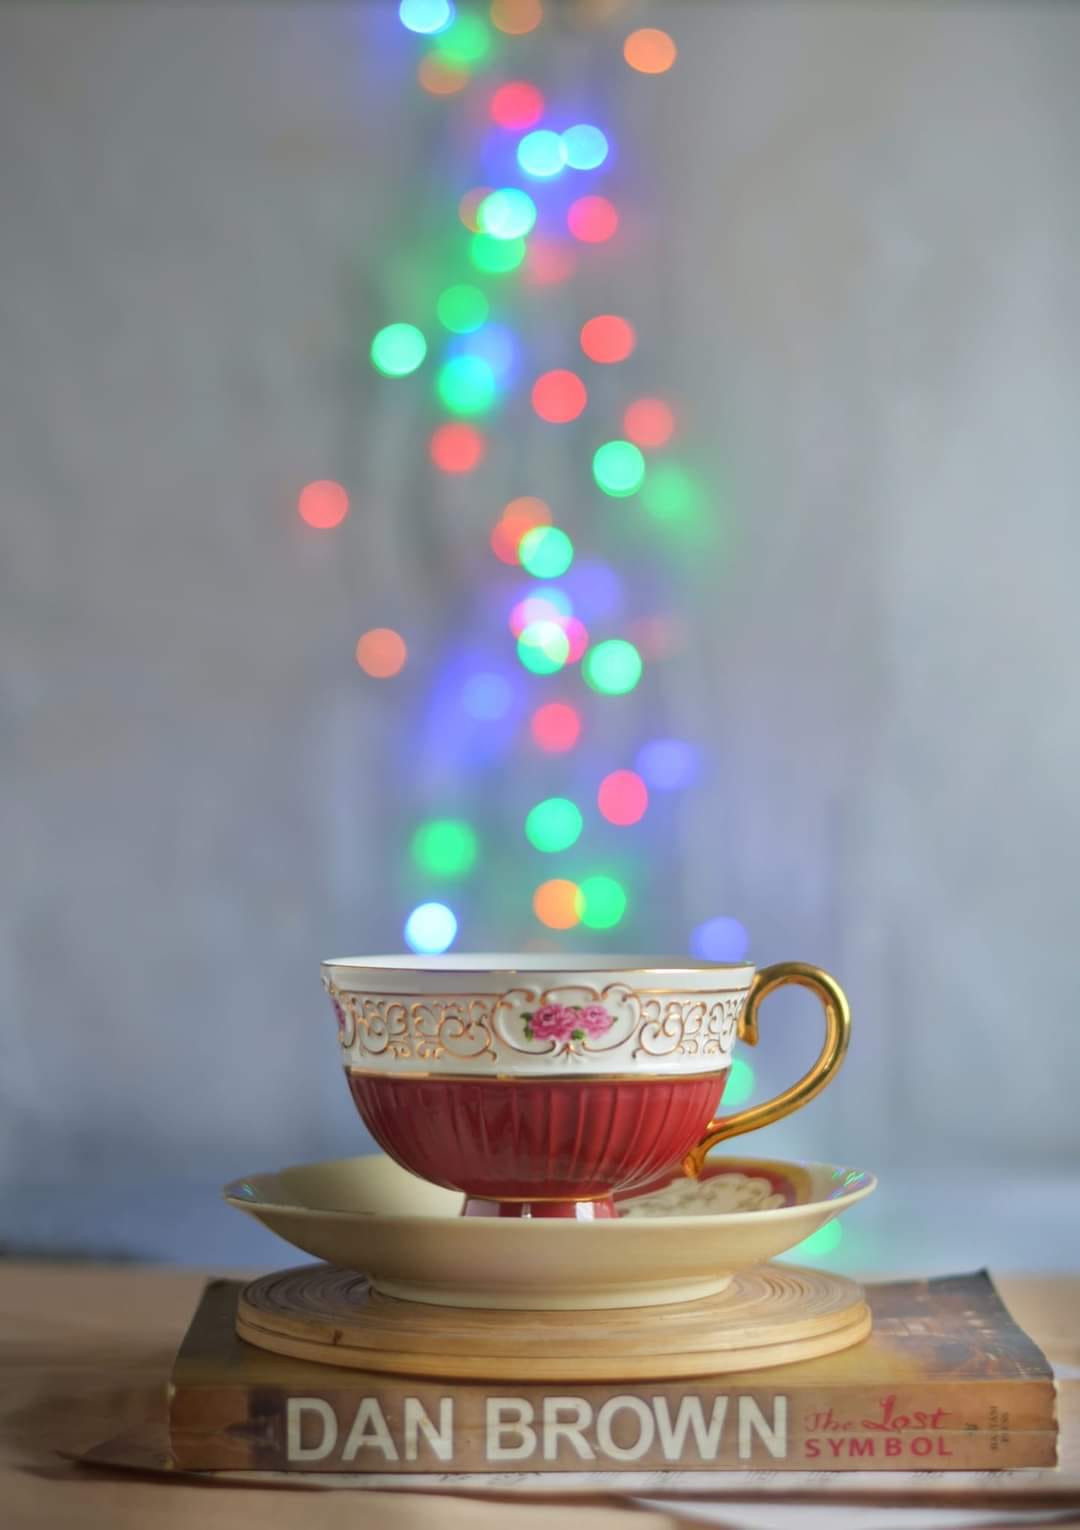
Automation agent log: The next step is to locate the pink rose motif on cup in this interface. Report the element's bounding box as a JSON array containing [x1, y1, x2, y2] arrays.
[[522, 1002, 614, 1047]]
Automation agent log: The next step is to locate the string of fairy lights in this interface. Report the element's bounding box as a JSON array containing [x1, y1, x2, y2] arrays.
[[296, 0, 800, 1160]]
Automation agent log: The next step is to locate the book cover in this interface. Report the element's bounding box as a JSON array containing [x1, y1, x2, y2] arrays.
[[168, 1271, 1058, 1472]]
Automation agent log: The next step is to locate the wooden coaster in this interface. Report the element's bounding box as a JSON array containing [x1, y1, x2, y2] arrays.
[[237, 1263, 871, 1381]]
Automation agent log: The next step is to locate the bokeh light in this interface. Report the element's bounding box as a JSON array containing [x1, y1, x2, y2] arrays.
[[437, 354, 497, 415], [405, 901, 458, 955], [579, 875, 627, 929], [459, 322, 518, 385], [562, 124, 609, 171], [525, 797, 583, 853], [434, 11, 490, 65], [723, 1056, 755, 1109], [458, 186, 491, 231], [635, 737, 699, 790], [561, 560, 624, 622], [518, 620, 570, 674], [490, 496, 551, 564], [531, 369, 588, 423], [623, 397, 675, 449], [491, 0, 542, 34], [597, 769, 648, 825], [623, 27, 677, 74], [567, 195, 619, 243], [524, 235, 577, 287], [411, 817, 478, 879], [355, 628, 408, 678], [517, 129, 567, 179], [399, 0, 454, 34], [490, 81, 544, 130], [641, 461, 702, 520], [297, 480, 349, 530], [462, 672, 514, 720], [470, 233, 527, 273], [437, 283, 489, 334], [580, 315, 635, 364], [690, 916, 750, 962], [592, 439, 646, 497], [370, 322, 427, 377], [583, 637, 642, 695], [533, 878, 583, 929], [509, 588, 571, 637], [478, 188, 537, 240], [418, 53, 469, 94], [531, 701, 581, 752], [430, 422, 486, 473], [519, 525, 574, 579]]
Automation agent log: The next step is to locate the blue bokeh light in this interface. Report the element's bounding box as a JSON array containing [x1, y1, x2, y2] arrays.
[[636, 738, 700, 791], [405, 902, 458, 954], [398, 0, 454, 34], [450, 323, 519, 387], [559, 560, 623, 623], [562, 124, 609, 171], [462, 672, 514, 720], [690, 916, 750, 962], [517, 129, 567, 179]]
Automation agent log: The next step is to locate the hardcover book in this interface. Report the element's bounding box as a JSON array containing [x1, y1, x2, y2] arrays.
[[168, 1271, 1057, 1473]]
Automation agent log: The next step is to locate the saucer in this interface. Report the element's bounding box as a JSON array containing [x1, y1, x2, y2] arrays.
[[224, 1153, 875, 1311]]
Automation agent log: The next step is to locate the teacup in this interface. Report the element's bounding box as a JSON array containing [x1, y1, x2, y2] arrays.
[[322, 955, 850, 1220]]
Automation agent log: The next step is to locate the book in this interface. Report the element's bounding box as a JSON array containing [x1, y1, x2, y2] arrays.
[[168, 1271, 1057, 1473]]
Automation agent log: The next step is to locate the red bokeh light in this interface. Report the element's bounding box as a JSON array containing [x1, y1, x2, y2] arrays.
[[531, 702, 582, 752], [430, 423, 486, 474], [597, 769, 649, 826], [355, 628, 408, 678], [523, 235, 577, 288], [567, 195, 619, 244], [561, 616, 589, 663], [490, 81, 544, 130], [490, 495, 551, 564], [531, 369, 588, 424], [510, 594, 564, 637], [580, 315, 636, 365], [297, 480, 349, 530], [623, 397, 675, 449]]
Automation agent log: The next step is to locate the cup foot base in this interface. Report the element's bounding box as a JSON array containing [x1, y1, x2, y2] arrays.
[[462, 1195, 618, 1220]]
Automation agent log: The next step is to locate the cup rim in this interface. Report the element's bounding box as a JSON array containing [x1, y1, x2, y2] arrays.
[[322, 952, 755, 977]]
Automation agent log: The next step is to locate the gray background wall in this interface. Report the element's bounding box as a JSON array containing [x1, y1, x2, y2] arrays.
[[2, 0, 1078, 1270]]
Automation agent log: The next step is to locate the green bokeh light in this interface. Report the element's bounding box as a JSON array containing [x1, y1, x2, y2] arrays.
[[592, 439, 646, 498], [518, 620, 570, 675], [432, 12, 491, 66], [518, 526, 574, 579], [582, 638, 643, 695], [641, 461, 703, 520], [370, 322, 427, 378], [785, 1219, 844, 1262], [411, 818, 479, 880], [436, 284, 489, 335], [579, 875, 627, 929], [469, 234, 527, 273], [437, 354, 496, 415], [723, 1056, 755, 1108], [525, 797, 583, 853], [478, 188, 537, 241]]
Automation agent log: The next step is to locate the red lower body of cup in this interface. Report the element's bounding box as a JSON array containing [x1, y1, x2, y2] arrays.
[[346, 1071, 728, 1219]]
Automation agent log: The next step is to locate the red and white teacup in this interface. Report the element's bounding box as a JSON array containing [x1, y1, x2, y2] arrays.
[[322, 955, 850, 1220]]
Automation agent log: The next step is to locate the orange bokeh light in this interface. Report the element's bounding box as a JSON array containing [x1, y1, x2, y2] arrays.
[[533, 878, 583, 930], [458, 186, 493, 233], [297, 480, 349, 530], [356, 628, 408, 679], [490, 496, 551, 564], [491, 0, 543, 35], [623, 27, 677, 74], [419, 54, 469, 95]]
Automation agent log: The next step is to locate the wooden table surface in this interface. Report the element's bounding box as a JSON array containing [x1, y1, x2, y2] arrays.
[[1, 1262, 1078, 1530]]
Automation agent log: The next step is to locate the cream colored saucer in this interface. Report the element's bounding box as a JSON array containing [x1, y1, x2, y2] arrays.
[[224, 1153, 875, 1311]]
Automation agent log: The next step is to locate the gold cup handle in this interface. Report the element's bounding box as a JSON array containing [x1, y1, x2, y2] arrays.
[[683, 962, 851, 1178]]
